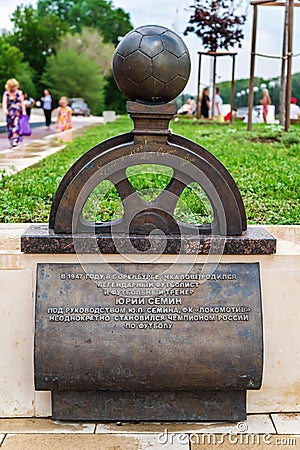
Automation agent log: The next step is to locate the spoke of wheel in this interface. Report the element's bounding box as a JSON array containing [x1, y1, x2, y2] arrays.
[[112, 171, 146, 211], [154, 175, 186, 215]]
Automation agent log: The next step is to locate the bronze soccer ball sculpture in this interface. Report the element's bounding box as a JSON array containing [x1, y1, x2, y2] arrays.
[[113, 25, 191, 104]]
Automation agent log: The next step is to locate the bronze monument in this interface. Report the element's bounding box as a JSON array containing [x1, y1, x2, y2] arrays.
[[22, 25, 276, 421]]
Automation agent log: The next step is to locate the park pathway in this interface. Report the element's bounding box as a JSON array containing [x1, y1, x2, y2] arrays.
[[0, 109, 103, 175]]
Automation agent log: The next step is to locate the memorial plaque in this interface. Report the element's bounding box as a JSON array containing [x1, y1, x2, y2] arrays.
[[26, 24, 272, 421], [35, 262, 263, 421]]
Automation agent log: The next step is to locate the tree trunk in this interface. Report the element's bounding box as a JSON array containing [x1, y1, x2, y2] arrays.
[[210, 56, 217, 119], [285, 0, 294, 132], [279, 1, 289, 126]]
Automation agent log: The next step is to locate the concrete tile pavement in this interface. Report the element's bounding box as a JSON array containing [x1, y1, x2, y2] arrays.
[[271, 413, 300, 434], [0, 415, 299, 449], [0, 434, 155, 450], [191, 435, 299, 449], [3, 433, 298, 450], [95, 413, 276, 435], [0, 419, 95, 434]]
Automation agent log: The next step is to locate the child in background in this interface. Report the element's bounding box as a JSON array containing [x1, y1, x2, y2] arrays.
[[56, 96, 72, 132], [224, 108, 237, 122]]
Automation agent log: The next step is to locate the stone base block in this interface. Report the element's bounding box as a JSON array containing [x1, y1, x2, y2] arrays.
[[52, 390, 246, 422]]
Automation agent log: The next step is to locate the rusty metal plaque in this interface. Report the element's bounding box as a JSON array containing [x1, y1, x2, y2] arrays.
[[35, 262, 263, 421]]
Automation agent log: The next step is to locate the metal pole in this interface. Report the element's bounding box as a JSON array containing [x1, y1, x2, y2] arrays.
[[197, 53, 202, 119], [247, 4, 258, 131], [230, 55, 236, 124], [279, 1, 288, 126], [211, 55, 217, 120], [285, 0, 294, 132]]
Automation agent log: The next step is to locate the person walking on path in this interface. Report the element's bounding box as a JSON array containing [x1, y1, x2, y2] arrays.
[[41, 89, 54, 129], [2, 78, 26, 147], [23, 93, 35, 119], [260, 88, 271, 124], [200, 87, 210, 119], [56, 96, 72, 132]]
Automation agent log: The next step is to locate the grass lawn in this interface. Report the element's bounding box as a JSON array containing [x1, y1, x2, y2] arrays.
[[0, 117, 299, 225]]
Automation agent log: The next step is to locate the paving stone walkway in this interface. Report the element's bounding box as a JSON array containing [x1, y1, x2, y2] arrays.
[[0, 114, 103, 175], [0, 414, 299, 449]]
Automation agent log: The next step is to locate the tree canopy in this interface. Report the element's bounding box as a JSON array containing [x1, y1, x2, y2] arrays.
[[37, 0, 133, 43], [0, 0, 133, 112], [60, 28, 114, 78], [185, 0, 247, 51], [40, 27, 114, 114], [41, 49, 106, 115], [0, 36, 35, 96], [9, 5, 69, 78]]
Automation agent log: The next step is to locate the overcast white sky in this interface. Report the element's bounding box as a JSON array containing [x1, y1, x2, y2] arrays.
[[1, 0, 300, 94]]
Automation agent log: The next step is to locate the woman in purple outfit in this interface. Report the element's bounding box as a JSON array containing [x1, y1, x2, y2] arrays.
[[2, 78, 26, 147]]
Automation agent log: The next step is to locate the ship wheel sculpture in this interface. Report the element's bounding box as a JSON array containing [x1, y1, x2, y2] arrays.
[[49, 25, 246, 238]]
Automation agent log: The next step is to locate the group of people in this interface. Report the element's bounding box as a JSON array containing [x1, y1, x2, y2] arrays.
[[200, 87, 225, 120], [254, 88, 300, 123], [39, 89, 72, 131], [181, 86, 300, 124], [178, 96, 196, 115], [258, 89, 300, 123], [180, 87, 227, 121], [1, 78, 72, 148]]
